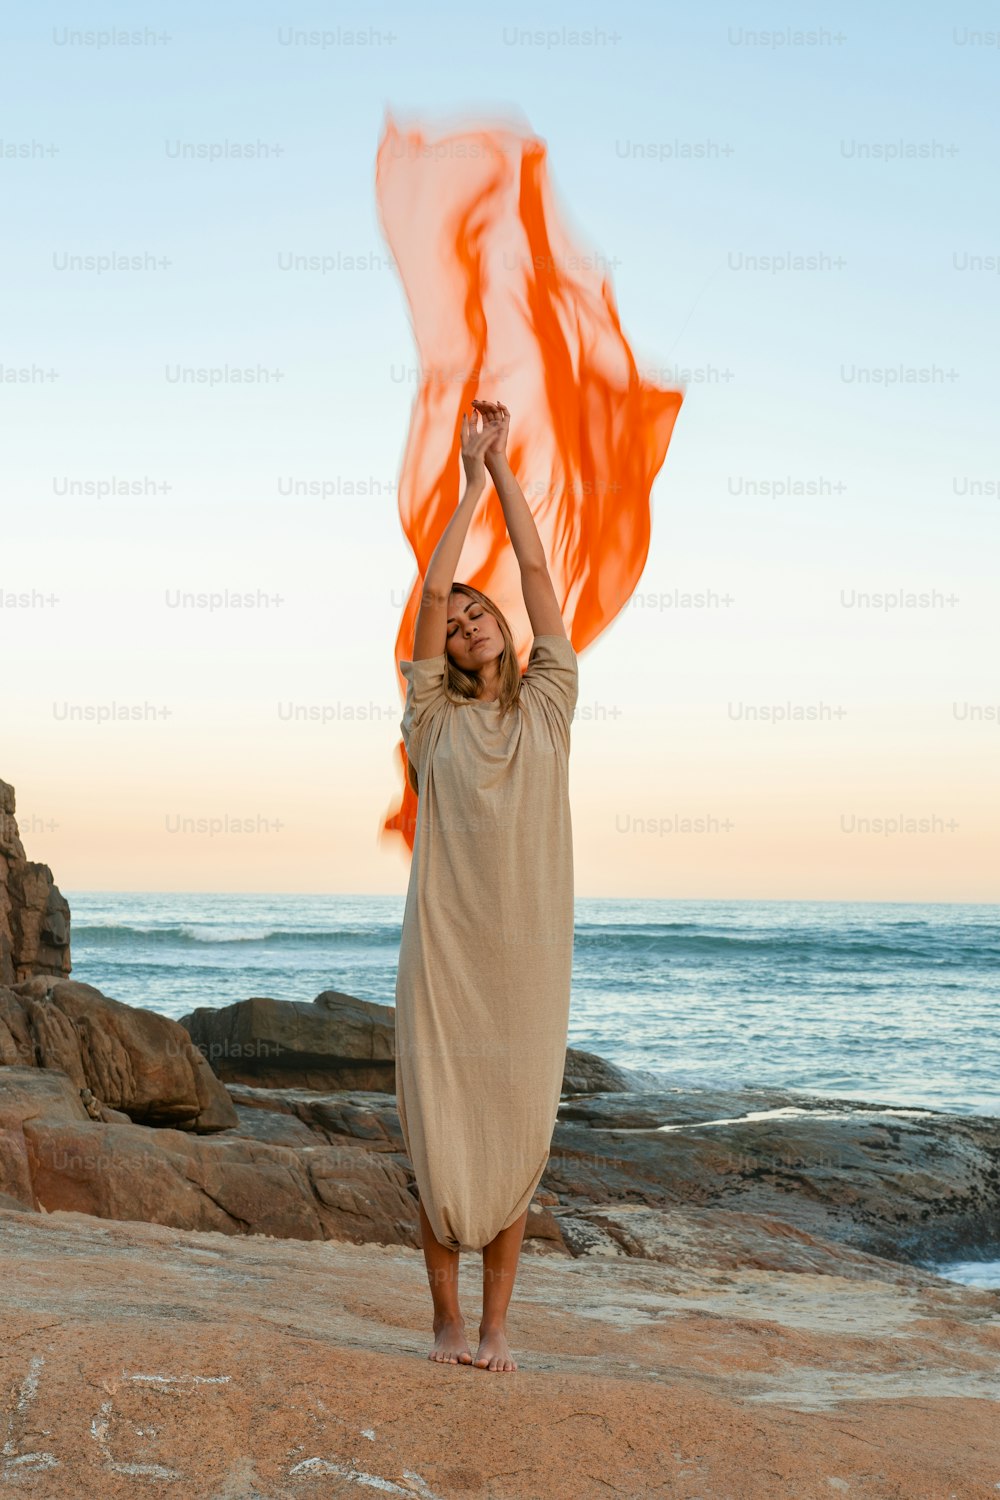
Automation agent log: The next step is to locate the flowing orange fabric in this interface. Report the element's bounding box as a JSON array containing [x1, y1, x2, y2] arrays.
[[376, 113, 684, 853]]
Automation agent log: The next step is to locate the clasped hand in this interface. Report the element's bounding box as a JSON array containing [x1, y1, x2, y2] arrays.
[[460, 399, 510, 489]]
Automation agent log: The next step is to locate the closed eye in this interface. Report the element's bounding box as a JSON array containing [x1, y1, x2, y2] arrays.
[[447, 610, 483, 639]]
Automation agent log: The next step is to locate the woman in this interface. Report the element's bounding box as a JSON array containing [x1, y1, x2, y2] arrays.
[[395, 398, 578, 1374]]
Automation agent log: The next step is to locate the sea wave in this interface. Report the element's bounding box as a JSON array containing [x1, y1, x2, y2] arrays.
[[572, 925, 993, 964], [69, 919, 996, 965], [73, 923, 401, 947]]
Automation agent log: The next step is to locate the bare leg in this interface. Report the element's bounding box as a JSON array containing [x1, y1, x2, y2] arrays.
[[418, 1196, 473, 1364], [475, 1206, 528, 1371]]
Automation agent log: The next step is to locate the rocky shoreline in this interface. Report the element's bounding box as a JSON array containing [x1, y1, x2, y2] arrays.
[[3, 776, 1000, 1496], [2, 977, 999, 1279], [4, 772, 998, 1276]]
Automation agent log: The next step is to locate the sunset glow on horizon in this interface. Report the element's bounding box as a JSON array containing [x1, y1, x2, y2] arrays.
[[3, 6, 996, 903]]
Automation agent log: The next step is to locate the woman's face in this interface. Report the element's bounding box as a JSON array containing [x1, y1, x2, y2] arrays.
[[446, 592, 502, 671]]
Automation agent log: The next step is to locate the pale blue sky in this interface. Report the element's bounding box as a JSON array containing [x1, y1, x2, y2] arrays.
[[3, 2, 997, 898]]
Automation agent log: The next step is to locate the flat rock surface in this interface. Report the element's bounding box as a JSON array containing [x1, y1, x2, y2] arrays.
[[2, 1206, 999, 1499]]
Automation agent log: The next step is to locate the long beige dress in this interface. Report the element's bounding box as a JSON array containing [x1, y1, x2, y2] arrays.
[[394, 634, 578, 1252]]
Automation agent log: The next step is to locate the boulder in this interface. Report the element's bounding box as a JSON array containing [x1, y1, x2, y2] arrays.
[[0, 1065, 417, 1245], [179, 991, 397, 1091], [562, 1046, 661, 1094], [180, 991, 660, 1097], [0, 777, 71, 984], [0, 978, 237, 1132]]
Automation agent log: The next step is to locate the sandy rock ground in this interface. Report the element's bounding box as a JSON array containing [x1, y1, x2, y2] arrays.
[[2, 1206, 1000, 1500]]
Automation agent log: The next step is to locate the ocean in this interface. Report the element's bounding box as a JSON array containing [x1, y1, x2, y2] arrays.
[[62, 891, 999, 1286]]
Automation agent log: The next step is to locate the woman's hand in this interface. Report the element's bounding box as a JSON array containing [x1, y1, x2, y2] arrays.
[[471, 399, 510, 466], [461, 407, 502, 490]]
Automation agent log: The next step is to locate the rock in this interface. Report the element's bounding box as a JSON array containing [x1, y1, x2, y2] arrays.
[[219, 1083, 563, 1248], [80, 1086, 103, 1120], [180, 992, 661, 1098], [0, 1066, 417, 1245], [0, 1067, 91, 1214], [223, 1079, 1000, 1268], [227, 1103, 321, 1149], [557, 1081, 826, 1127], [0, 979, 237, 1132], [0, 777, 71, 984], [5, 981, 1000, 1275], [80, 1086, 131, 1125], [225, 1080, 404, 1149], [562, 1045, 661, 1094], [0, 1068, 560, 1253], [0, 1063, 92, 1130], [1, 1204, 999, 1498], [546, 1088, 1000, 1264], [525, 1200, 566, 1248], [179, 991, 397, 1091], [550, 1202, 942, 1281]]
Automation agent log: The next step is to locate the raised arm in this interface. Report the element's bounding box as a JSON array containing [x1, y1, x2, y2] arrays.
[[410, 410, 500, 661], [473, 399, 567, 639]]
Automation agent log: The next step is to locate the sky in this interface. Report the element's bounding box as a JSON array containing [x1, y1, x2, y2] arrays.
[[2, 1, 998, 901]]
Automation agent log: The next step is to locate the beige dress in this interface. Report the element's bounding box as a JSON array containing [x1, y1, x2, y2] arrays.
[[394, 634, 578, 1252]]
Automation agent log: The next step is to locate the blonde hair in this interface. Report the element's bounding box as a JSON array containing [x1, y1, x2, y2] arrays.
[[405, 582, 522, 796]]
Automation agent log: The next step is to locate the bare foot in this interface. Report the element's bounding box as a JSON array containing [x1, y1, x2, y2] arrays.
[[428, 1317, 473, 1365], [474, 1324, 518, 1372]]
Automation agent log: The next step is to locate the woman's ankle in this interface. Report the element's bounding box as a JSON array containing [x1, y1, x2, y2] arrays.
[[432, 1311, 465, 1329]]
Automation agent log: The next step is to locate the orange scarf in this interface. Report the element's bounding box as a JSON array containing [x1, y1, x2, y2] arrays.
[[377, 115, 684, 853]]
